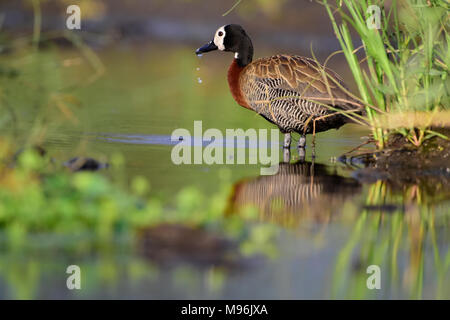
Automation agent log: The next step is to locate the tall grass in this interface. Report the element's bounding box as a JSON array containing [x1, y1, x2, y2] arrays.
[[322, 0, 449, 148]]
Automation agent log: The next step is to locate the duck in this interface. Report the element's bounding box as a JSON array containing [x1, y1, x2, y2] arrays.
[[195, 24, 364, 159]]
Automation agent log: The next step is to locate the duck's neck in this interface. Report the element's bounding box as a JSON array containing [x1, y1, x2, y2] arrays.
[[234, 37, 253, 68], [227, 59, 250, 110]]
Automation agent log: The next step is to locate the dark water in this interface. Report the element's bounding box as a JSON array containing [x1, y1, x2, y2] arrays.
[[0, 45, 449, 299]]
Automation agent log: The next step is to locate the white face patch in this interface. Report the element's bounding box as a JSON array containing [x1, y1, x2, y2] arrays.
[[213, 26, 226, 51]]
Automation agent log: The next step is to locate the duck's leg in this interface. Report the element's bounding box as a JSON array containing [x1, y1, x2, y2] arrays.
[[298, 134, 306, 162], [298, 134, 306, 148], [283, 132, 291, 163], [311, 136, 316, 159], [312, 122, 316, 159]]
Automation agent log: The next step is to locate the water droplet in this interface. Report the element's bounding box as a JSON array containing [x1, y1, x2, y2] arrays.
[[197, 77, 203, 84], [196, 53, 203, 58], [196, 67, 200, 71]]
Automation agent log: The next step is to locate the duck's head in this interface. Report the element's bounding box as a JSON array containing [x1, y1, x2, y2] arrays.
[[195, 24, 254, 67]]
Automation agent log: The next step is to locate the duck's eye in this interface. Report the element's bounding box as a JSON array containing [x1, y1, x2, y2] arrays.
[[218, 31, 224, 37]]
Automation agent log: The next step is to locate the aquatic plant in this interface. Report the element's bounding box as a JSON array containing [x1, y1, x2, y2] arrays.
[[322, 0, 449, 148], [0, 143, 278, 255], [331, 181, 450, 299]]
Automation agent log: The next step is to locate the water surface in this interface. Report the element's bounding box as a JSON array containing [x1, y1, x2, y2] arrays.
[[0, 44, 448, 299]]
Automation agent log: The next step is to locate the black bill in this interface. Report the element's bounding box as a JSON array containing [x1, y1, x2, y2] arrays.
[[195, 41, 218, 55]]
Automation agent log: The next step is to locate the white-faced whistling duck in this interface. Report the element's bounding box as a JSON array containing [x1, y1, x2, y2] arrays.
[[196, 24, 364, 161]]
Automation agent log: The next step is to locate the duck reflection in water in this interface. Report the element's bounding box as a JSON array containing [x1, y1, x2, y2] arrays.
[[228, 161, 362, 225]]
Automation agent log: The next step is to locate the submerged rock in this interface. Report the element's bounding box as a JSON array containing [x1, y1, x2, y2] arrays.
[[137, 224, 245, 269], [63, 157, 109, 172]]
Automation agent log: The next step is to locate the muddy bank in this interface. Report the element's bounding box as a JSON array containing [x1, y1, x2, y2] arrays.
[[350, 131, 450, 201]]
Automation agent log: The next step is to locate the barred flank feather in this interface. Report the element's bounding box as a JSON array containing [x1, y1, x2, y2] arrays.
[[239, 55, 363, 134]]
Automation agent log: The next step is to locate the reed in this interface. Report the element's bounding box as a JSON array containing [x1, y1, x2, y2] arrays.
[[322, 0, 449, 148]]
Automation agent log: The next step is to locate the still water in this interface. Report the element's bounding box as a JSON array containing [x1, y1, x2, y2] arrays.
[[1, 44, 449, 299]]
